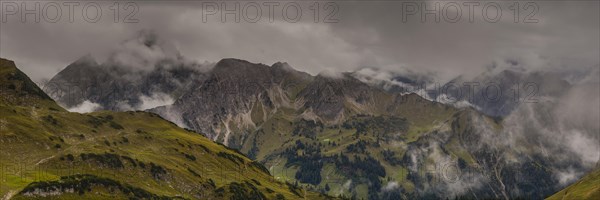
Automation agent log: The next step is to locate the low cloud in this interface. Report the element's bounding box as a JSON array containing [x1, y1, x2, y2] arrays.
[[555, 168, 583, 186], [107, 30, 182, 71], [318, 68, 346, 79], [138, 93, 175, 111], [67, 100, 102, 113], [382, 181, 399, 192]]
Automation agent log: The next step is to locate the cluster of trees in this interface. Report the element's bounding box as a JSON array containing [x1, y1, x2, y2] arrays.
[[182, 152, 197, 161], [342, 115, 408, 136], [283, 140, 324, 185], [333, 154, 386, 196], [78, 153, 169, 180], [60, 154, 75, 161], [250, 161, 270, 174], [294, 159, 323, 185], [281, 138, 393, 196], [120, 155, 137, 167], [42, 115, 59, 126], [217, 152, 245, 165], [226, 181, 267, 200], [109, 121, 124, 130], [149, 162, 167, 180], [80, 153, 124, 169], [345, 140, 369, 153], [381, 149, 403, 166], [292, 119, 324, 139], [86, 114, 123, 129], [19, 174, 172, 199], [333, 154, 386, 178]]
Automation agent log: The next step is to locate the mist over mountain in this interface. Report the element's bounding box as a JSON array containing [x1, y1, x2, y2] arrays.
[[44, 30, 212, 113], [1, 0, 597, 198], [43, 32, 600, 199], [352, 58, 599, 118]]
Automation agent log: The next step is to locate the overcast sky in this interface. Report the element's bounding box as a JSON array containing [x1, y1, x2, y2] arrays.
[[1, 0, 598, 83]]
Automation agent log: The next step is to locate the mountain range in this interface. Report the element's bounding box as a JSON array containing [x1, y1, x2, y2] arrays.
[[26, 32, 600, 199]]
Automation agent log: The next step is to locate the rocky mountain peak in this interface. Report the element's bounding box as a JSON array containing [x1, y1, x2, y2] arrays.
[[212, 58, 273, 81]]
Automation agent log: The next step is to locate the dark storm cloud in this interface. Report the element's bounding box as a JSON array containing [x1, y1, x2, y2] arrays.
[[0, 0, 598, 83], [331, 0, 599, 81]]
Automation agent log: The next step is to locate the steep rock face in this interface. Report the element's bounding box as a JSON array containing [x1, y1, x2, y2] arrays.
[[156, 59, 316, 143], [175, 59, 283, 140], [296, 74, 386, 122], [155, 59, 397, 145]]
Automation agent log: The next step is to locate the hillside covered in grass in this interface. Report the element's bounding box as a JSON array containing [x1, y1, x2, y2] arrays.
[[0, 58, 334, 199], [546, 167, 600, 200]]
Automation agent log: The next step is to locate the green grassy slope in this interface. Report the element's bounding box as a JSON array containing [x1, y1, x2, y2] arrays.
[[234, 91, 465, 199], [0, 58, 333, 199], [546, 167, 600, 200]]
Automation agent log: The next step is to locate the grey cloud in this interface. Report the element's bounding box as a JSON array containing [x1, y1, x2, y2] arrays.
[[66, 100, 102, 113], [330, 0, 599, 81], [0, 1, 594, 82], [0, 0, 598, 86]]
